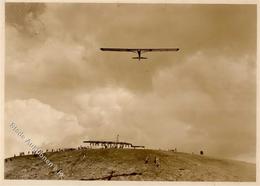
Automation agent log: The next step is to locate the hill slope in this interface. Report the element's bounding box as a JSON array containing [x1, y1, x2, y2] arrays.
[[4, 149, 256, 181]]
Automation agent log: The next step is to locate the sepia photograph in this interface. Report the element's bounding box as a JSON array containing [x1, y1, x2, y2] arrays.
[[2, 0, 257, 182]]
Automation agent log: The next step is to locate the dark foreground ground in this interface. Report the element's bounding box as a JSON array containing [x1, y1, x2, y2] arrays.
[[5, 149, 256, 181]]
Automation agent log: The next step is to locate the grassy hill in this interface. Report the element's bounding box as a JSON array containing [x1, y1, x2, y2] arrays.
[[4, 148, 256, 181]]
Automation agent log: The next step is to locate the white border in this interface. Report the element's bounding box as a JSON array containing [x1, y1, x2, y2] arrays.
[[0, 1, 258, 186]]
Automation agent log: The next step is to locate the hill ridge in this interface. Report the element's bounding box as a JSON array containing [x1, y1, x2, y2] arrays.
[[4, 149, 256, 181]]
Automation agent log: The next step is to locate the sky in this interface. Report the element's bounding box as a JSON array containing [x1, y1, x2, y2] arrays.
[[4, 3, 256, 163]]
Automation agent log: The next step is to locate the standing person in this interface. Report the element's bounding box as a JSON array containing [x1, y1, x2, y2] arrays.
[[145, 156, 149, 164], [154, 156, 160, 167]]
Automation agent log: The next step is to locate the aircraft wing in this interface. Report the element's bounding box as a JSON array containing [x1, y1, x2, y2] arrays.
[[100, 48, 179, 53], [100, 48, 137, 53], [141, 48, 180, 53]]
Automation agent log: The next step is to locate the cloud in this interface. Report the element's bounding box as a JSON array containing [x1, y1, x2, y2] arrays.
[[71, 51, 255, 162], [74, 87, 141, 141], [5, 99, 84, 158], [5, 3, 256, 95], [5, 3, 46, 29]]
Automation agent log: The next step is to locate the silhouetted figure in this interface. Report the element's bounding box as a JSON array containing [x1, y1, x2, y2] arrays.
[[145, 156, 149, 164], [200, 150, 204, 155], [154, 156, 160, 167], [57, 169, 64, 180], [32, 151, 37, 157]]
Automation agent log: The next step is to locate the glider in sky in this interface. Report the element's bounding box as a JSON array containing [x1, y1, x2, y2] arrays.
[[100, 48, 180, 61]]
